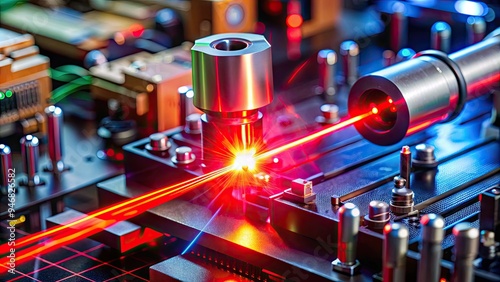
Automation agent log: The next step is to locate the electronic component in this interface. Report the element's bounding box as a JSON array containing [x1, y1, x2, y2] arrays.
[[191, 33, 273, 165], [332, 203, 361, 275], [0, 28, 50, 137], [348, 28, 500, 145], [90, 45, 193, 137], [395, 47, 416, 62], [383, 223, 409, 282], [417, 214, 445, 282], [452, 223, 479, 282], [315, 104, 340, 124], [431, 21, 452, 53]]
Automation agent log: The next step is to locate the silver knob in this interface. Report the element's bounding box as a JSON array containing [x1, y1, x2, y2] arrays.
[[146, 133, 171, 152], [185, 113, 202, 134], [172, 146, 196, 164]]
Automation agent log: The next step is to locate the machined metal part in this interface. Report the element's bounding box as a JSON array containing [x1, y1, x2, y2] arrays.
[[0, 144, 12, 189], [348, 28, 500, 145], [390, 2, 407, 52], [191, 33, 273, 113], [413, 143, 437, 168], [191, 33, 273, 165], [20, 135, 42, 186], [364, 200, 390, 230], [283, 178, 316, 204], [467, 17, 486, 44], [396, 48, 415, 62], [400, 146, 411, 188], [184, 113, 202, 135], [332, 203, 361, 275], [146, 133, 171, 153], [431, 21, 451, 53], [452, 223, 479, 282], [315, 104, 340, 124], [45, 106, 66, 173], [417, 214, 445, 282], [383, 50, 396, 67], [390, 176, 414, 214], [383, 222, 409, 282], [317, 49, 337, 97], [171, 146, 196, 165], [340, 40, 359, 86]]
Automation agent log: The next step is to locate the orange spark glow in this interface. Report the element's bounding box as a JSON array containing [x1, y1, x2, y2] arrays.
[[232, 148, 257, 172]]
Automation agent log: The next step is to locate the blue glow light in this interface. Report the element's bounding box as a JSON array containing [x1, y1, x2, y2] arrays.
[[455, 1, 486, 16]]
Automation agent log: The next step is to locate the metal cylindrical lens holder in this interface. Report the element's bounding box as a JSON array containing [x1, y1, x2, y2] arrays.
[[348, 28, 500, 145], [191, 33, 273, 165]]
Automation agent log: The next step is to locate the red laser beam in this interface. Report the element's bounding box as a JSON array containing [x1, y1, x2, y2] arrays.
[[0, 167, 231, 272], [256, 112, 372, 161], [1, 111, 373, 272]]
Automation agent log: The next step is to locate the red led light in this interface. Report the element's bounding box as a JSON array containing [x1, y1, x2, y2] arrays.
[[267, 0, 282, 14], [106, 148, 115, 157], [115, 152, 124, 161], [371, 107, 379, 115], [286, 14, 303, 28]]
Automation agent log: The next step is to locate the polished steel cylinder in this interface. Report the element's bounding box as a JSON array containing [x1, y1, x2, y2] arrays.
[[340, 40, 359, 86], [417, 214, 445, 282], [452, 223, 479, 282], [337, 203, 360, 264], [0, 144, 12, 188], [317, 49, 337, 97], [431, 21, 452, 53], [383, 223, 409, 282], [45, 106, 64, 172], [348, 28, 500, 145], [20, 135, 39, 186], [400, 146, 411, 188], [390, 3, 407, 52], [467, 17, 486, 44], [191, 33, 273, 113]]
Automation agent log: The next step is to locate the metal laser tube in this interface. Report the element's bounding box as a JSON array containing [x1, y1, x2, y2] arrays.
[[348, 28, 500, 145]]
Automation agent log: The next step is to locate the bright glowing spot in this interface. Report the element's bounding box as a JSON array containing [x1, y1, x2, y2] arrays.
[[232, 149, 257, 171], [0, 92, 4, 100], [186, 90, 194, 99], [6, 90, 13, 98], [387, 98, 393, 104], [130, 24, 145, 37], [455, 0, 485, 16], [286, 14, 303, 28], [371, 107, 379, 114], [273, 157, 280, 164]]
